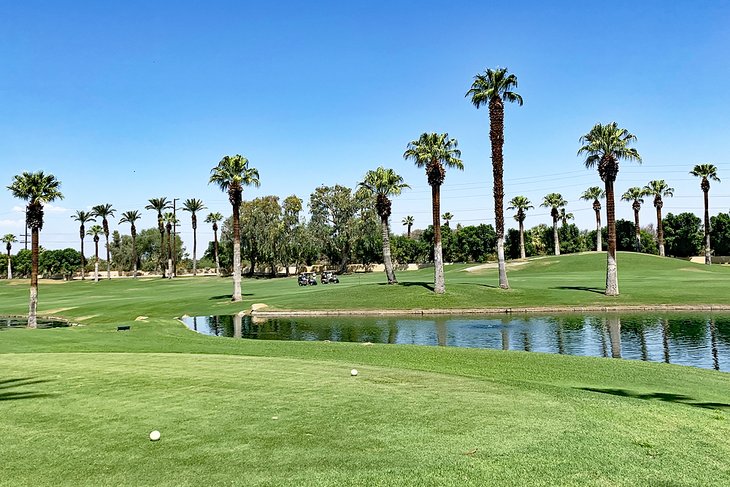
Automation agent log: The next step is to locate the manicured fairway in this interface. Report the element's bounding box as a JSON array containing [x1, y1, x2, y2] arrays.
[[1, 252, 730, 486]]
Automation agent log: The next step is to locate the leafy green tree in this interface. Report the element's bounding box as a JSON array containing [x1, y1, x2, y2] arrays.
[[580, 187, 605, 251], [690, 164, 721, 265], [145, 197, 172, 274], [182, 199, 206, 275], [119, 210, 141, 277], [467, 67, 523, 290], [578, 122, 642, 296], [281, 195, 303, 276], [11, 249, 32, 278], [2, 234, 17, 279], [403, 132, 463, 294], [402, 216, 414, 238], [507, 196, 533, 259], [541, 193, 567, 256], [91, 204, 116, 280], [240, 196, 282, 276], [7, 171, 64, 327], [87, 224, 103, 282], [359, 167, 410, 284], [663, 212, 702, 257], [70, 210, 95, 280], [209, 155, 260, 301], [621, 187, 645, 252], [455, 224, 496, 262], [39, 248, 80, 280], [391, 234, 430, 264], [643, 180, 674, 257], [710, 212, 730, 256], [204, 212, 224, 275]]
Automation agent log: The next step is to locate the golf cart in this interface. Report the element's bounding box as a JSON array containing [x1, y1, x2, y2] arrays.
[[298, 272, 318, 286], [321, 271, 339, 284]]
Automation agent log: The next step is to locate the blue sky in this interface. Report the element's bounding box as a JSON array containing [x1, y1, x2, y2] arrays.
[[2, 0, 729, 253]]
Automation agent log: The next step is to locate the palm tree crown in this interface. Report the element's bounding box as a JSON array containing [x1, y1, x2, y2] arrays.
[[466, 67, 523, 108], [507, 196, 533, 223], [578, 122, 641, 179], [643, 180, 674, 205], [7, 171, 63, 230], [580, 187, 605, 206], [403, 133, 463, 186], [119, 210, 141, 235], [71, 210, 95, 237], [541, 193, 567, 217], [204, 212, 223, 226], [621, 187, 645, 205], [209, 155, 261, 204], [358, 167, 410, 219], [690, 163, 720, 192], [182, 198, 206, 223]]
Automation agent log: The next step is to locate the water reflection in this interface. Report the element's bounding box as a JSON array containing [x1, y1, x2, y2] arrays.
[[179, 313, 730, 372]]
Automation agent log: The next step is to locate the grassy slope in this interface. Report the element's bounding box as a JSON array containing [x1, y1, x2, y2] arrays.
[[1, 253, 730, 486]]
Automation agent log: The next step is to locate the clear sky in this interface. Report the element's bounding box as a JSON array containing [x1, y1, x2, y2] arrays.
[[2, 0, 729, 253]]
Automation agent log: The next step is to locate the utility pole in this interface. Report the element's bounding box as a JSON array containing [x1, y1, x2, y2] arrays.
[[173, 198, 179, 277]]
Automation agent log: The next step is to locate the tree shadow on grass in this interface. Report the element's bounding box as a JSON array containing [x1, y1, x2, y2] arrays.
[[208, 294, 254, 301], [553, 286, 605, 295], [398, 281, 435, 291], [0, 377, 55, 402], [579, 387, 730, 410]]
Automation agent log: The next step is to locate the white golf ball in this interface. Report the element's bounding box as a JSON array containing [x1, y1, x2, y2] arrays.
[[149, 430, 161, 441], [350, 369, 358, 376]]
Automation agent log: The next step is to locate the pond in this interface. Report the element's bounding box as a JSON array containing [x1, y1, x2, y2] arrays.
[[1, 316, 70, 329], [180, 313, 730, 372]]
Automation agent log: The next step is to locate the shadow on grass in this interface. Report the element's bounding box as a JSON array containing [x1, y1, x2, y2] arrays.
[[398, 281, 434, 291], [553, 286, 605, 295], [208, 294, 254, 301], [579, 387, 730, 410], [0, 377, 54, 402]]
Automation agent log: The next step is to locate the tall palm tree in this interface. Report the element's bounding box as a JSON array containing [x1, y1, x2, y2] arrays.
[[578, 122, 642, 296], [3, 234, 17, 279], [87, 224, 103, 282], [204, 212, 224, 276], [119, 210, 141, 278], [441, 212, 454, 227], [71, 210, 95, 280], [209, 155, 260, 301], [358, 167, 410, 284], [690, 164, 721, 265], [91, 204, 115, 279], [145, 197, 172, 275], [507, 196, 533, 259], [182, 198, 207, 276], [559, 208, 574, 226], [403, 132, 463, 294], [580, 187, 605, 251], [541, 193, 567, 256], [163, 212, 178, 279], [7, 171, 63, 328], [466, 67, 523, 290], [643, 180, 674, 257], [402, 215, 414, 238], [621, 187, 645, 252]]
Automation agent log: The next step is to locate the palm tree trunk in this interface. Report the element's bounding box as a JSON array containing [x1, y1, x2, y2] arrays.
[[552, 218, 560, 256], [232, 201, 242, 301], [595, 208, 602, 251], [167, 230, 173, 279], [407, 224, 412, 238], [213, 228, 220, 276], [132, 234, 138, 279], [518, 219, 526, 259], [656, 205, 665, 257], [7, 247, 13, 279], [80, 234, 85, 280], [192, 226, 198, 276], [381, 215, 397, 284], [605, 180, 619, 296], [105, 234, 111, 279], [489, 98, 509, 290], [432, 184, 445, 294], [28, 226, 39, 328], [704, 189, 711, 265], [633, 207, 641, 253]]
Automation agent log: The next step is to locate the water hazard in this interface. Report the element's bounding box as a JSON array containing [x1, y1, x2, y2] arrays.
[[180, 313, 730, 372]]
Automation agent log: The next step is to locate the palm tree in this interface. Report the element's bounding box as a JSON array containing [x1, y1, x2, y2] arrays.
[[209, 155, 260, 301], [145, 197, 172, 275], [690, 164, 721, 265], [204, 212, 224, 276], [87, 224, 103, 282], [2, 234, 17, 279], [119, 210, 141, 278], [580, 187, 605, 251], [578, 122, 642, 296], [441, 212, 454, 227], [507, 196, 533, 259], [91, 204, 116, 279], [621, 187, 645, 252], [181, 199, 207, 276], [7, 171, 63, 328], [643, 180, 674, 257], [403, 132, 463, 294], [358, 167, 410, 284], [541, 193, 567, 256], [466, 67, 523, 290], [162, 212, 179, 279], [559, 208, 574, 226], [402, 216, 414, 238], [70, 210, 95, 280]]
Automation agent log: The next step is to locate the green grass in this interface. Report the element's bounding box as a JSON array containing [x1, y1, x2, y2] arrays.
[[1, 252, 730, 486]]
